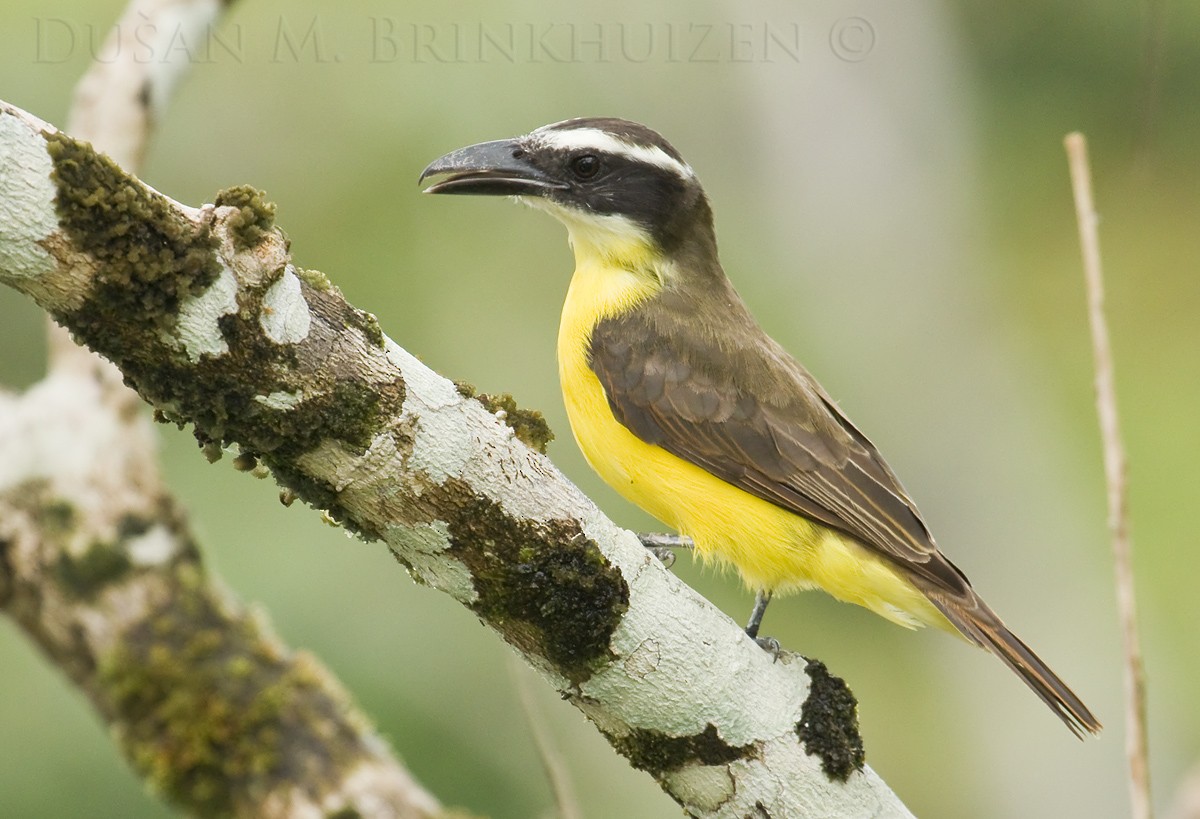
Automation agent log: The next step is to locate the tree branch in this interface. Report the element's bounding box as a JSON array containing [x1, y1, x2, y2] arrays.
[[0, 98, 911, 817], [0, 367, 439, 818], [1, 1, 442, 816]]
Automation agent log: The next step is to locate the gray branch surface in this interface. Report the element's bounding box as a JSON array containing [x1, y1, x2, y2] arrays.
[[0, 98, 912, 818]]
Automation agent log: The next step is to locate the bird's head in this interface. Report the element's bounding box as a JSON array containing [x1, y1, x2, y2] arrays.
[[420, 118, 716, 266]]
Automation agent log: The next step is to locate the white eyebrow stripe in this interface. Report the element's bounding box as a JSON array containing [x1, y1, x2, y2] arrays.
[[532, 127, 694, 178]]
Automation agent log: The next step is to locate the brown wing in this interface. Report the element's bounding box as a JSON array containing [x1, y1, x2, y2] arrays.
[[588, 292, 969, 596], [588, 286, 1103, 736]]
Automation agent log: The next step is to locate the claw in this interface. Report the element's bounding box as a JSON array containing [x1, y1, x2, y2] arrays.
[[638, 532, 692, 569], [647, 546, 676, 568], [754, 636, 783, 661]]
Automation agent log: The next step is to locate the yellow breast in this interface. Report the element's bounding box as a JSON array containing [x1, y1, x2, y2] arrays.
[[555, 256, 947, 630]]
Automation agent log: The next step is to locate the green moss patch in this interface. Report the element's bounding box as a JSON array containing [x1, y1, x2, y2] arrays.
[[44, 134, 406, 537], [453, 381, 554, 454], [294, 267, 333, 293], [55, 541, 133, 600], [47, 132, 222, 346], [213, 186, 276, 250], [442, 488, 627, 684], [795, 659, 864, 782], [102, 573, 366, 816], [38, 498, 77, 537], [45, 132, 408, 535], [612, 723, 753, 777], [341, 304, 385, 349]]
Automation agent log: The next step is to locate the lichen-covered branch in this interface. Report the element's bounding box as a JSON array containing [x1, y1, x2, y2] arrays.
[[0, 1, 441, 816], [0, 365, 439, 818], [0, 99, 911, 818]]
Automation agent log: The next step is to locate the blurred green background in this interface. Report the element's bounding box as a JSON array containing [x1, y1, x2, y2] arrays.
[[2, 0, 1197, 816]]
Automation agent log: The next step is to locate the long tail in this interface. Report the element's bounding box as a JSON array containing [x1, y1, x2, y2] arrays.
[[927, 588, 1102, 738]]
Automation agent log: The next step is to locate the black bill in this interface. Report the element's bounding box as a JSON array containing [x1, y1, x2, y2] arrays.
[[419, 138, 567, 196]]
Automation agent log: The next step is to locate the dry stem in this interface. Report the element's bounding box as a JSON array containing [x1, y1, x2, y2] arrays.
[[1064, 131, 1151, 819]]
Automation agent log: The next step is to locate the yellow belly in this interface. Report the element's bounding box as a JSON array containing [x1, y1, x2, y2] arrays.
[[556, 259, 947, 630]]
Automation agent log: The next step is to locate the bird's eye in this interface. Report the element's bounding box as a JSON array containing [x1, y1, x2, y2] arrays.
[[570, 154, 600, 180]]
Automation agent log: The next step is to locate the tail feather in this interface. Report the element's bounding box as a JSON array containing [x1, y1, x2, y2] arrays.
[[928, 590, 1102, 738]]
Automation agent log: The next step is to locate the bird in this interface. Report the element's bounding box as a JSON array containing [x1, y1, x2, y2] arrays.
[[419, 117, 1101, 737]]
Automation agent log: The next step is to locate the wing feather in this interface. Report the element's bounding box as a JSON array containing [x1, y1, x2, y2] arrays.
[[588, 300, 969, 595]]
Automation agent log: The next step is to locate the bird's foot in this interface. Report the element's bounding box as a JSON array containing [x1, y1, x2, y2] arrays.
[[638, 533, 693, 569], [753, 635, 783, 661], [647, 547, 675, 567]]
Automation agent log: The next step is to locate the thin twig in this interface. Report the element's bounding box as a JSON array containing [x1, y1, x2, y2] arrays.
[[508, 656, 583, 819], [1064, 132, 1151, 819]]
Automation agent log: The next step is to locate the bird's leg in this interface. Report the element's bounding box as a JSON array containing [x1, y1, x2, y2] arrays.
[[745, 590, 771, 639], [637, 533, 693, 568], [745, 590, 782, 656]]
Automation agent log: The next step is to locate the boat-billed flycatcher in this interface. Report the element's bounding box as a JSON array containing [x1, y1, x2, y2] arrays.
[[419, 117, 1100, 736]]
